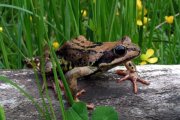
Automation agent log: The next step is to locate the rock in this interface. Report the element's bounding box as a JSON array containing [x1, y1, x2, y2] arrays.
[[0, 65, 180, 120]]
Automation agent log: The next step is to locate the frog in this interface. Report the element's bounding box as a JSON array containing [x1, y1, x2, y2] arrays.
[[27, 35, 150, 109]]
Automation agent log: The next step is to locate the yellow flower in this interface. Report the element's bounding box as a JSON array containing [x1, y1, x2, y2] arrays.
[[143, 17, 148, 25], [143, 17, 150, 25], [137, 0, 142, 10], [0, 27, 3, 32], [140, 49, 158, 65], [165, 16, 174, 24], [52, 41, 60, 50], [137, 19, 143, 26], [137, 8, 147, 17], [143, 8, 147, 16], [81, 10, 87, 17], [137, 17, 150, 26], [136, 0, 149, 26]]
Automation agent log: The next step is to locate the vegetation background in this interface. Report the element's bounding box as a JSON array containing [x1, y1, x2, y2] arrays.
[[0, 0, 180, 120], [0, 0, 180, 69]]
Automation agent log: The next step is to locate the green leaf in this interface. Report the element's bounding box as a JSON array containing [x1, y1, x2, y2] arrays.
[[0, 105, 6, 120], [0, 4, 33, 15], [91, 106, 118, 120], [66, 102, 88, 120]]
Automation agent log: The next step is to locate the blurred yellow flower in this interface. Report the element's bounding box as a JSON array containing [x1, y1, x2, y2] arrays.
[[137, 19, 143, 26], [52, 41, 60, 50], [0, 27, 3, 32], [137, 8, 147, 17], [81, 10, 87, 17], [143, 17, 150, 25], [165, 16, 174, 24], [137, 0, 142, 10], [136, 0, 150, 26], [144, 8, 148, 16], [137, 17, 150, 26], [140, 49, 158, 65]]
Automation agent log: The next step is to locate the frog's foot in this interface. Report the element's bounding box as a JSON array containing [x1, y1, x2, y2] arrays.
[[86, 103, 95, 109], [74, 89, 86, 102], [42, 79, 64, 96], [74, 89, 95, 109], [116, 70, 150, 93]]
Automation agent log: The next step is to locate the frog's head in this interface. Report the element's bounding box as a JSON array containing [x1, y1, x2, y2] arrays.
[[114, 36, 141, 61], [98, 36, 140, 70]]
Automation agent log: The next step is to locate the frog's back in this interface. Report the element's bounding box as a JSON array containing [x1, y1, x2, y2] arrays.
[[56, 36, 104, 68]]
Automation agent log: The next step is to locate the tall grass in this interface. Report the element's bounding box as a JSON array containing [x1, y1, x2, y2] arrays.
[[0, 0, 180, 119], [0, 0, 179, 68]]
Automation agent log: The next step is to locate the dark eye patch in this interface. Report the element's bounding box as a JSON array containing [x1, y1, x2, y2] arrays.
[[93, 51, 115, 66]]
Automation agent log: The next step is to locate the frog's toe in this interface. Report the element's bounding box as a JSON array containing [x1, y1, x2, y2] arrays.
[[137, 78, 150, 85], [76, 89, 86, 97], [74, 89, 95, 109], [86, 103, 95, 109], [132, 77, 150, 93], [116, 70, 127, 76], [116, 74, 130, 83], [74, 101, 95, 109], [116, 70, 149, 93], [74, 89, 86, 101], [117, 76, 138, 93]]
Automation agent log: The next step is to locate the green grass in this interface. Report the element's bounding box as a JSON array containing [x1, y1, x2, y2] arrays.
[[0, 0, 179, 68], [0, 0, 179, 119], [0, 105, 5, 120]]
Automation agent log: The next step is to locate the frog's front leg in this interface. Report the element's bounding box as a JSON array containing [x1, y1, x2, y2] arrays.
[[65, 66, 97, 108], [116, 61, 150, 93], [41, 60, 65, 96], [41, 77, 64, 96]]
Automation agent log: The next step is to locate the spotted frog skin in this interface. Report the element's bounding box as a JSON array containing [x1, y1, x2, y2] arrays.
[[30, 35, 150, 108], [51, 36, 149, 95]]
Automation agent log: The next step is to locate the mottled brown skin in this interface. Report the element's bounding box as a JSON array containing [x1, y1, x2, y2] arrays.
[[55, 36, 149, 97], [35, 35, 150, 109]]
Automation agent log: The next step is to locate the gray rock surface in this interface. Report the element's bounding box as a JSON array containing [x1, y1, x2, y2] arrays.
[[0, 65, 180, 120]]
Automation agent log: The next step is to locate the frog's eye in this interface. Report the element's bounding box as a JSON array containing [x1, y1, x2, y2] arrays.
[[114, 45, 126, 56]]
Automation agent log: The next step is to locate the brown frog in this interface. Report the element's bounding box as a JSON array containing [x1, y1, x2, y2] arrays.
[[29, 35, 150, 108]]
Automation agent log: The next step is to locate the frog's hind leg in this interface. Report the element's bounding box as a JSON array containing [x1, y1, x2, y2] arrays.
[[116, 61, 150, 93], [65, 66, 97, 109], [72, 89, 95, 109]]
